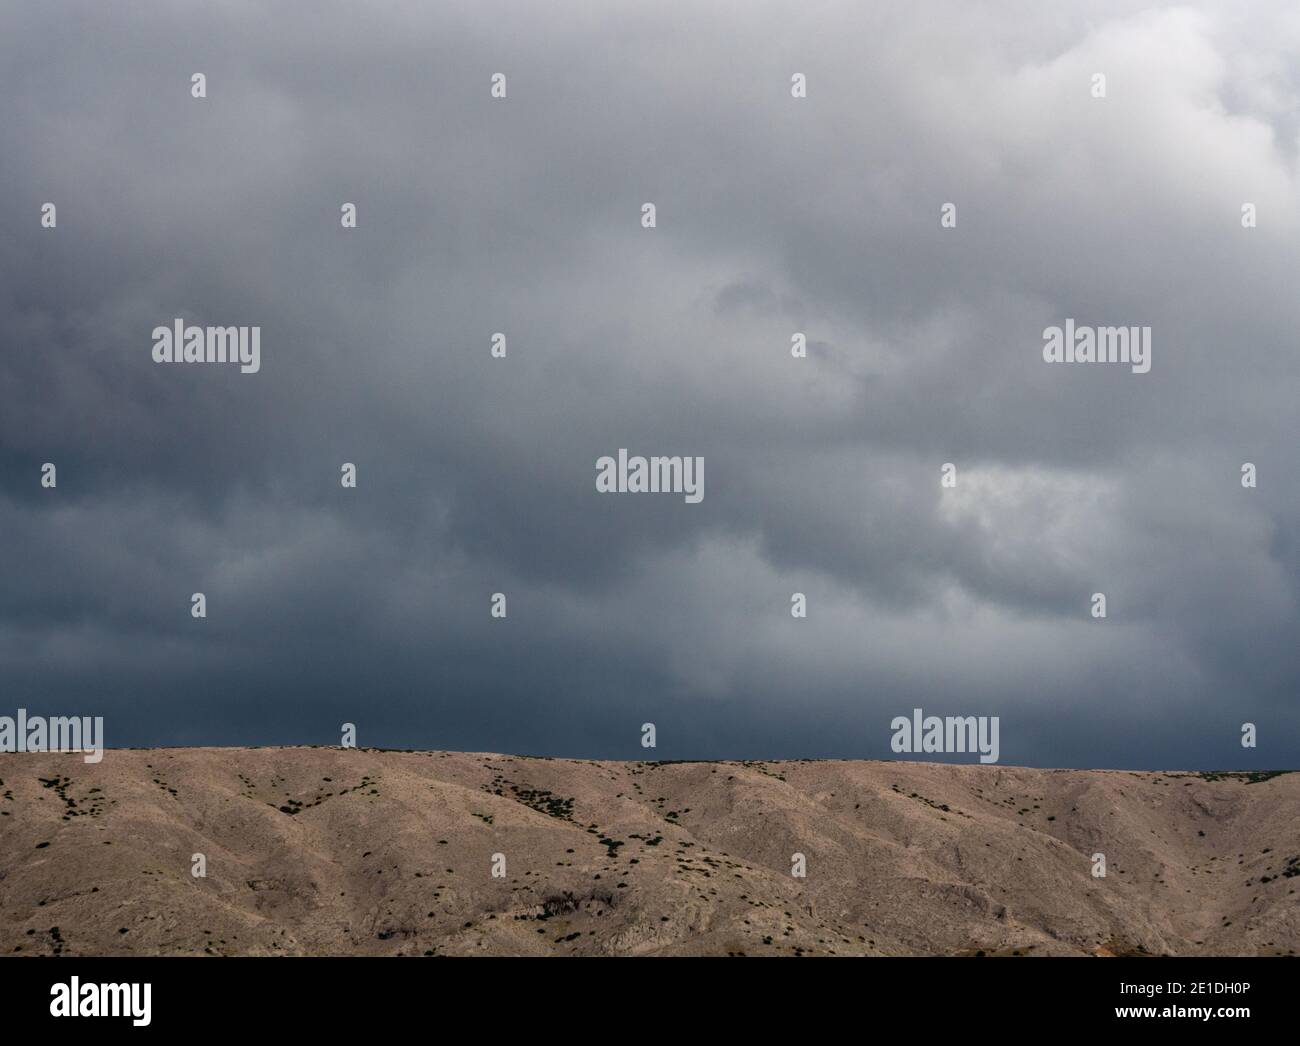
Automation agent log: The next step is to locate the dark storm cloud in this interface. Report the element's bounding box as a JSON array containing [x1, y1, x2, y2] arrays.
[[0, 1, 1296, 767]]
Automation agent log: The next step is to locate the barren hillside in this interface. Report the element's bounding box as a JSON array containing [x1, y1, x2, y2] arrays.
[[0, 749, 1296, 956]]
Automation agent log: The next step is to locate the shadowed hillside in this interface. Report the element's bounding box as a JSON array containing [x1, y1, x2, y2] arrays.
[[1, 749, 1296, 956]]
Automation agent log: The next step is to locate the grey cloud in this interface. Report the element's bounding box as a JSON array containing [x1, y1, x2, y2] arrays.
[[0, 1, 1296, 768]]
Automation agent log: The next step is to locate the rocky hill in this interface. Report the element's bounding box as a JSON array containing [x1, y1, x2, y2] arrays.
[[1, 749, 1295, 956]]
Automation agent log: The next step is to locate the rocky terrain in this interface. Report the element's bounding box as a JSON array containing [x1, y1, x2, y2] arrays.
[[0, 748, 1296, 956]]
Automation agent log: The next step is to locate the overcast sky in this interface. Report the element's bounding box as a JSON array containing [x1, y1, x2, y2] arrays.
[[1, 1, 1296, 767]]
